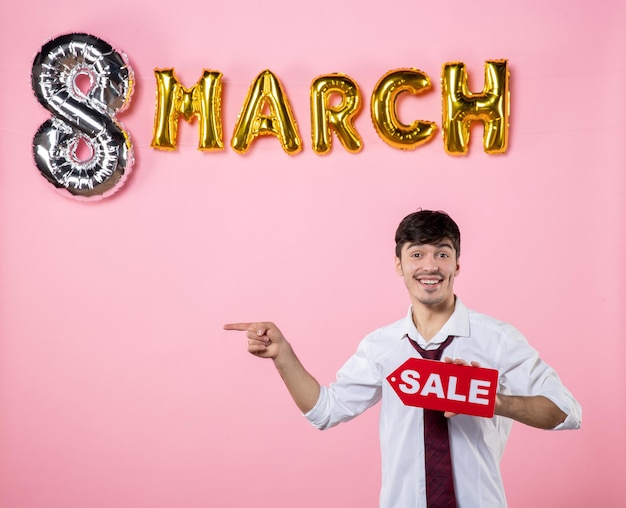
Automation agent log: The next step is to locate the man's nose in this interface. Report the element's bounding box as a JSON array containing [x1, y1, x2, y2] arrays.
[[421, 254, 439, 271]]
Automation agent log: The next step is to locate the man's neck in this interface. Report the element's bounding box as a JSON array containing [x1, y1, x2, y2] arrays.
[[411, 296, 456, 342]]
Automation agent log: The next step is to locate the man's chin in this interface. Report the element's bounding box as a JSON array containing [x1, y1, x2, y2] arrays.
[[416, 289, 456, 307], [417, 296, 445, 306]]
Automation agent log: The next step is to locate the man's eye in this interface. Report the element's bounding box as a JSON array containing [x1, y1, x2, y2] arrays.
[[411, 252, 421, 258], [438, 252, 449, 258]]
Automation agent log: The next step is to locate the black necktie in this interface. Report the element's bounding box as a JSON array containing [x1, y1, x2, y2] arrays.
[[410, 335, 457, 508]]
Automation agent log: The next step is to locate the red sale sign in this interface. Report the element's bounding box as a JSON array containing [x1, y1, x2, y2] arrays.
[[386, 358, 499, 417]]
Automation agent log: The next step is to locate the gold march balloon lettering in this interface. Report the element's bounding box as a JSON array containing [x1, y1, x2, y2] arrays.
[[31, 33, 510, 201], [151, 62, 510, 156]]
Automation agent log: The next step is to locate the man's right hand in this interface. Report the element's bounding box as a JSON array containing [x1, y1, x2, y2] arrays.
[[223, 321, 321, 413], [223, 322, 287, 360]]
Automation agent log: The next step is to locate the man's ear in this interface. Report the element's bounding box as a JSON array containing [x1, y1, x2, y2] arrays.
[[395, 256, 403, 276]]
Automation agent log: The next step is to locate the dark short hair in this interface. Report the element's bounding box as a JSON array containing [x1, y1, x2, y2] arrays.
[[394, 210, 461, 258]]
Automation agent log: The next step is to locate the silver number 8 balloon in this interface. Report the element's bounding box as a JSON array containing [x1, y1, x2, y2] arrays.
[[32, 33, 134, 200]]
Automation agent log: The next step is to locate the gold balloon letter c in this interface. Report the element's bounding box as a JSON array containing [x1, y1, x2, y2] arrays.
[[370, 69, 437, 150]]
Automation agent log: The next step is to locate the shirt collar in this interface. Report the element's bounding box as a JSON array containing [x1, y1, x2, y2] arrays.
[[399, 297, 471, 347]]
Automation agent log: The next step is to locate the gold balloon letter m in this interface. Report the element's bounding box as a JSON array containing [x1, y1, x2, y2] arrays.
[[151, 69, 224, 151], [442, 60, 510, 155]]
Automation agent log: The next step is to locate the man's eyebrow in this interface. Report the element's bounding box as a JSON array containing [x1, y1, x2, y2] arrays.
[[435, 242, 454, 250], [406, 241, 454, 249]]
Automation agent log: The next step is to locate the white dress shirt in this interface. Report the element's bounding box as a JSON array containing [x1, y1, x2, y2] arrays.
[[304, 298, 582, 508]]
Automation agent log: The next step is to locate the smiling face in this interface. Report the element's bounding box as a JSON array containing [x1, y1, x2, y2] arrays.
[[395, 240, 460, 310]]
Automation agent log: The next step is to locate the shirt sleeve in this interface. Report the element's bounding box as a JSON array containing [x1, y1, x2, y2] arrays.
[[304, 337, 383, 430], [497, 326, 582, 430]]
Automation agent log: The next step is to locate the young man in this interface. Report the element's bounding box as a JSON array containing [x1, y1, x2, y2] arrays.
[[224, 210, 581, 508]]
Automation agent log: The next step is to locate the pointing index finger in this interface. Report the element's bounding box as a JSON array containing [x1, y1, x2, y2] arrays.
[[223, 323, 254, 331]]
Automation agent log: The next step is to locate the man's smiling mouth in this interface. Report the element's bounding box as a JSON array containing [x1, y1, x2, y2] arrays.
[[415, 277, 443, 287]]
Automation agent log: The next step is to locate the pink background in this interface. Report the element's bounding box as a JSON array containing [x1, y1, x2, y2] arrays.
[[1, 1, 624, 507]]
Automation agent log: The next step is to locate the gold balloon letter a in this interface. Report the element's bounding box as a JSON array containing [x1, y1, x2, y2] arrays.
[[370, 69, 438, 150], [231, 70, 302, 155], [442, 60, 510, 155], [151, 69, 224, 151], [310, 74, 362, 154]]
